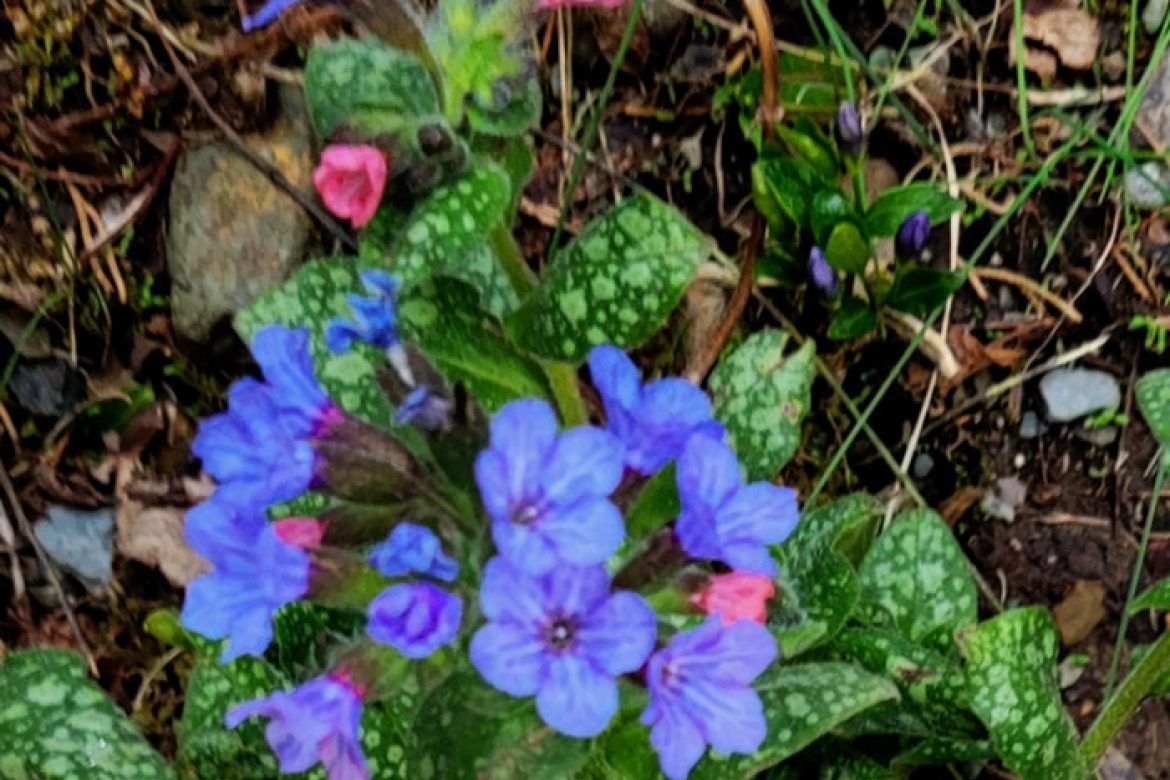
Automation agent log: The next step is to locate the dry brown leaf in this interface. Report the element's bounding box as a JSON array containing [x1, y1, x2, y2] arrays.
[[1052, 579, 1106, 646], [115, 499, 208, 587], [1012, 6, 1100, 79]]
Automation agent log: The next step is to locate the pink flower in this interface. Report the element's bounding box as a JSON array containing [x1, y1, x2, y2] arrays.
[[272, 517, 326, 549], [313, 144, 387, 229], [535, 0, 624, 9], [689, 572, 775, 626]]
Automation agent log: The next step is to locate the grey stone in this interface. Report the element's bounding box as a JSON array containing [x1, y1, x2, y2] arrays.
[[167, 92, 315, 342], [1124, 162, 1170, 210], [1019, 410, 1042, 439], [1146, 0, 1170, 35], [1039, 368, 1122, 422], [1075, 425, 1119, 448], [981, 476, 1028, 523], [912, 452, 935, 479], [34, 505, 114, 590]]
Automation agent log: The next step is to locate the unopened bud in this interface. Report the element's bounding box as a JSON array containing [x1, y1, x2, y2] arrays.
[[836, 101, 864, 153], [895, 210, 931, 258], [808, 246, 839, 298]]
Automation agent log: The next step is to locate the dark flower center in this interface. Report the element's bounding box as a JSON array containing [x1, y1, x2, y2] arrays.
[[511, 503, 541, 526], [544, 617, 577, 650]]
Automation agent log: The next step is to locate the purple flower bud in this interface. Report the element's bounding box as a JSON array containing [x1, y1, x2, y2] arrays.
[[807, 246, 839, 298], [896, 210, 931, 258], [367, 581, 462, 659], [394, 385, 452, 431], [836, 101, 864, 152]]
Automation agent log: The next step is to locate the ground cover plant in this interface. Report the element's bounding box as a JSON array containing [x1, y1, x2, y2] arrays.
[[2, 0, 1170, 778]]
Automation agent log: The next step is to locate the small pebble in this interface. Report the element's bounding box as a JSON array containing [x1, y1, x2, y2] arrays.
[[912, 452, 935, 479], [1020, 411, 1042, 439], [1125, 162, 1170, 210], [1075, 426, 1119, 448], [1039, 368, 1122, 422]]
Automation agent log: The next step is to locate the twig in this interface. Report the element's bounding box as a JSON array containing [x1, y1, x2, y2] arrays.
[[971, 267, 1084, 323], [883, 310, 961, 379], [0, 462, 97, 675]]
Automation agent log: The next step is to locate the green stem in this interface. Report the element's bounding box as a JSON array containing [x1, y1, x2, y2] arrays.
[[1011, 0, 1036, 160], [543, 360, 588, 426], [489, 224, 537, 298], [1104, 463, 1169, 698], [548, 0, 645, 255], [1082, 617, 1170, 768]]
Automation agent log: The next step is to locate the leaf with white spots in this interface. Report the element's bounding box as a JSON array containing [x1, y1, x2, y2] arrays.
[[956, 608, 1086, 780], [830, 628, 983, 739], [1137, 368, 1170, 447], [304, 38, 446, 154], [709, 332, 815, 480], [397, 275, 551, 411], [0, 648, 173, 779], [689, 662, 899, 779], [507, 193, 712, 363], [361, 165, 520, 318], [789, 493, 882, 565], [893, 737, 994, 767], [856, 508, 977, 649], [410, 671, 591, 779], [818, 753, 901, 779]]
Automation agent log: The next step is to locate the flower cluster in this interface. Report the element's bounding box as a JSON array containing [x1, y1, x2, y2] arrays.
[[182, 269, 800, 779]]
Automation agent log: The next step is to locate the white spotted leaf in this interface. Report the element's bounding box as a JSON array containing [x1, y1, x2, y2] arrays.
[[1137, 368, 1170, 448], [507, 193, 712, 363], [689, 662, 899, 779], [956, 607, 1086, 780], [856, 508, 977, 649], [0, 649, 173, 779], [361, 164, 519, 318], [709, 332, 815, 480]]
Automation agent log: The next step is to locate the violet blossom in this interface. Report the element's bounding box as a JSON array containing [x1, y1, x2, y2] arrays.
[[368, 522, 457, 582], [367, 581, 462, 659]]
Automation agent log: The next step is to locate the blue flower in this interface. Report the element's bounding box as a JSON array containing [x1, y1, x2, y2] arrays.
[[394, 386, 452, 431], [368, 522, 457, 582], [226, 673, 367, 780], [895, 210, 931, 258], [326, 270, 402, 354], [251, 325, 336, 437], [240, 0, 306, 32], [474, 398, 625, 575], [191, 378, 316, 512], [180, 498, 310, 661], [641, 616, 777, 779], [807, 246, 839, 298], [674, 435, 799, 576], [588, 345, 724, 475], [470, 557, 656, 738], [367, 581, 462, 659]]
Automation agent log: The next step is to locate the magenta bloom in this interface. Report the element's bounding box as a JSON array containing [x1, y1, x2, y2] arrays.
[[470, 557, 655, 737], [313, 144, 388, 229], [226, 673, 367, 780], [642, 617, 777, 779]]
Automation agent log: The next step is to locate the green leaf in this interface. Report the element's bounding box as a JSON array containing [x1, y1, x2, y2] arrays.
[[865, 183, 962, 237], [236, 257, 396, 427], [831, 628, 982, 737], [177, 656, 289, 779], [709, 332, 815, 480], [1136, 368, 1170, 446], [272, 602, 362, 676], [809, 191, 853, 244], [856, 509, 977, 649], [893, 737, 994, 767], [752, 155, 829, 235], [689, 662, 899, 779], [772, 541, 859, 657], [411, 670, 591, 779], [398, 275, 550, 411], [507, 193, 711, 363], [467, 75, 542, 137], [886, 267, 964, 318], [362, 165, 519, 318], [0, 649, 173, 779], [428, 0, 528, 124], [624, 464, 680, 541], [824, 221, 870, 274], [818, 753, 901, 779], [1129, 577, 1170, 614], [789, 493, 882, 567], [828, 296, 876, 340], [956, 608, 1087, 780], [777, 123, 839, 180], [304, 38, 444, 147]]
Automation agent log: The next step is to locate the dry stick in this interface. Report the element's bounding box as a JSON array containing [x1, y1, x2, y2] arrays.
[[0, 463, 98, 675], [684, 0, 778, 384], [145, 0, 357, 252], [0, 501, 26, 611], [970, 266, 1084, 323]]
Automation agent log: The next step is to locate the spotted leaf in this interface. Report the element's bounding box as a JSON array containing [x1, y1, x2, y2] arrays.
[[893, 737, 994, 767], [0, 649, 172, 780], [507, 193, 712, 363], [361, 165, 519, 318], [856, 508, 977, 649], [709, 331, 815, 480], [1137, 368, 1170, 448], [689, 662, 899, 779], [956, 608, 1086, 780]]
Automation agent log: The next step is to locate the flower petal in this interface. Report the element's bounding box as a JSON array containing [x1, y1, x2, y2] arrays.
[[492, 515, 560, 576], [478, 557, 547, 626], [644, 702, 707, 780], [535, 654, 617, 738], [717, 541, 777, 577], [540, 564, 612, 618], [539, 426, 624, 506], [483, 399, 558, 507], [681, 617, 777, 685], [251, 326, 330, 432], [695, 684, 767, 756], [539, 498, 624, 568], [576, 591, 657, 675], [587, 345, 641, 412], [676, 435, 742, 513], [674, 507, 723, 561], [469, 622, 545, 697], [718, 483, 799, 547]]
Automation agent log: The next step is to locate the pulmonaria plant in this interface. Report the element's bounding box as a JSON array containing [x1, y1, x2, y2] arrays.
[[178, 264, 802, 778]]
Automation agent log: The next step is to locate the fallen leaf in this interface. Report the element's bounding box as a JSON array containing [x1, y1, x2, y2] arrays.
[[1052, 579, 1106, 646], [1011, 6, 1100, 79], [115, 499, 208, 587]]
